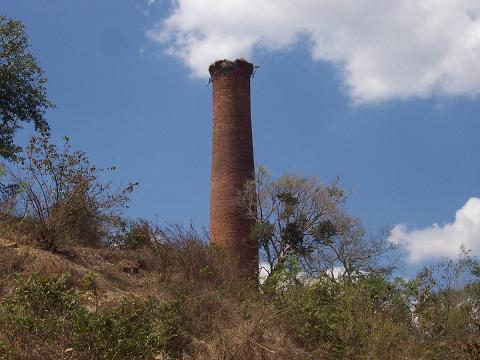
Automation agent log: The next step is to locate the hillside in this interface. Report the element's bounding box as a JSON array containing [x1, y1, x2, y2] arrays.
[[0, 237, 301, 360], [1, 234, 479, 359]]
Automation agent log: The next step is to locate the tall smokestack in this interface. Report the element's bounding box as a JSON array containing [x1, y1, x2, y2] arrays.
[[208, 59, 258, 279]]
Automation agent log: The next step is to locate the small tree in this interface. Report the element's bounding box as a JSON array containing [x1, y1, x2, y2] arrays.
[[239, 166, 395, 281], [5, 134, 137, 250], [0, 16, 53, 159]]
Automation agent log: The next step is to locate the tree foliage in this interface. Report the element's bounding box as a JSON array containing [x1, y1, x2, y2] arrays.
[[0, 16, 52, 159], [239, 166, 396, 281]]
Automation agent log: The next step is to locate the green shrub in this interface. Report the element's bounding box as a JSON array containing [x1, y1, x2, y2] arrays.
[[121, 219, 152, 249], [280, 277, 344, 352], [78, 272, 97, 293], [278, 274, 416, 359], [73, 299, 187, 359], [0, 273, 189, 359], [2, 273, 79, 338]]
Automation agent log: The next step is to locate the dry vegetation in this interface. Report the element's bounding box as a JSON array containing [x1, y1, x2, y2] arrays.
[[0, 229, 302, 359], [0, 224, 479, 359]]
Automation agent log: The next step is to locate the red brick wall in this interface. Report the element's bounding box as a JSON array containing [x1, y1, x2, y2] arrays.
[[209, 59, 258, 279]]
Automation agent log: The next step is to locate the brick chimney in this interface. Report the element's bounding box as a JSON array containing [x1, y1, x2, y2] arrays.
[[208, 59, 258, 279]]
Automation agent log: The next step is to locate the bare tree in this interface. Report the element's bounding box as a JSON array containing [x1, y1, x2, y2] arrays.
[[4, 134, 137, 250], [239, 166, 396, 281]]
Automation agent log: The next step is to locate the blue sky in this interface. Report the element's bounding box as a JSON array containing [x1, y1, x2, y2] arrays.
[[3, 0, 480, 271]]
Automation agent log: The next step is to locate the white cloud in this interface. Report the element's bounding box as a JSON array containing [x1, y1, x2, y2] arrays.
[[388, 198, 480, 263], [259, 261, 271, 284], [148, 0, 480, 103]]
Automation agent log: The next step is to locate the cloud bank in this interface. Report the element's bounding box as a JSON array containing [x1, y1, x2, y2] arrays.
[[148, 0, 480, 103], [388, 198, 480, 263]]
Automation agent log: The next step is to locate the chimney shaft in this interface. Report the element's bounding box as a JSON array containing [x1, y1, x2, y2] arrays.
[[209, 59, 258, 279]]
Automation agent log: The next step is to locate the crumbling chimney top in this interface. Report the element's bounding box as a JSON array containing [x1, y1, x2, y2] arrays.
[[208, 58, 254, 79]]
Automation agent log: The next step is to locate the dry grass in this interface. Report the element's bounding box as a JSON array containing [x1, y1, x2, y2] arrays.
[[1, 233, 477, 359], [0, 239, 303, 359]]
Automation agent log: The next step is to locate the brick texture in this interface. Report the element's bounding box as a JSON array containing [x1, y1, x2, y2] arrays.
[[209, 59, 258, 279]]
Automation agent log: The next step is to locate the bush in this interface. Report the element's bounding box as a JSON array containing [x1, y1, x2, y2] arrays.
[[0, 273, 189, 359], [74, 299, 188, 359], [275, 274, 417, 359], [4, 134, 137, 250], [121, 219, 152, 249], [1, 273, 79, 339]]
